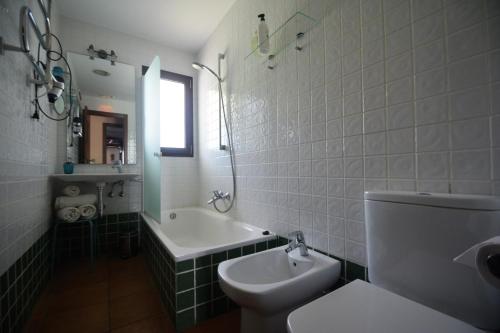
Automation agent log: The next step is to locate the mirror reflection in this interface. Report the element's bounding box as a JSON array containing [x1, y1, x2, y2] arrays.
[[66, 52, 136, 165]]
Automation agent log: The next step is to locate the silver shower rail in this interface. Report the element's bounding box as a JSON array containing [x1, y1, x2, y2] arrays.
[[0, 0, 52, 84]]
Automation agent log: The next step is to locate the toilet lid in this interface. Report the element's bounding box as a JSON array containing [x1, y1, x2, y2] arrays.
[[287, 280, 482, 333]]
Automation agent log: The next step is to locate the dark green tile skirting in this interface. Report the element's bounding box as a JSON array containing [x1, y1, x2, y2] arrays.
[[141, 216, 368, 331], [141, 217, 284, 332], [0, 231, 51, 333], [53, 212, 140, 260]]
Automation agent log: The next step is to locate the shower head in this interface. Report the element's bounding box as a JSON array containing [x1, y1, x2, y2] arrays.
[[192, 61, 222, 82]]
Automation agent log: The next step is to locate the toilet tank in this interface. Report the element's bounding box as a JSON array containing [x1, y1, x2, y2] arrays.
[[365, 191, 500, 331]]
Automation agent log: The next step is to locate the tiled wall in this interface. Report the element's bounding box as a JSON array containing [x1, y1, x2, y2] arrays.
[[196, 0, 500, 267], [0, 231, 51, 333], [53, 212, 140, 260], [0, 0, 59, 276]]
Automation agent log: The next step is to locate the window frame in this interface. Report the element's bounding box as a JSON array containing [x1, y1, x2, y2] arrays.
[[142, 66, 194, 157]]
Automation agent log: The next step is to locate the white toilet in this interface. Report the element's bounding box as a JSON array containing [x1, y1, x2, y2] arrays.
[[288, 191, 500, 332]]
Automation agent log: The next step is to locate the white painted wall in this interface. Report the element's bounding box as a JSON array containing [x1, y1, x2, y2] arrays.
[[196, 0, 500, 266], [57, 15, 201, 214]]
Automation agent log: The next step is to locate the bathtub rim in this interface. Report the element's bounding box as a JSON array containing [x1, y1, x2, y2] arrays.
[[141, 207, 275, 261]]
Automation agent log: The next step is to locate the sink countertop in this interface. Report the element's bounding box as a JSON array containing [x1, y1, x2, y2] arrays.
[[50, 173, 140, 183]]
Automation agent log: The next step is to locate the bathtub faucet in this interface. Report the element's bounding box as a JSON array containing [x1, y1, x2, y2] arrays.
[[285, 230, 309, 256], [208, 190, 231, 205]]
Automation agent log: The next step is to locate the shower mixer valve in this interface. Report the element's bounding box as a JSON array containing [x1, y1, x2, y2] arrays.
[[207, 190, 231, 205]]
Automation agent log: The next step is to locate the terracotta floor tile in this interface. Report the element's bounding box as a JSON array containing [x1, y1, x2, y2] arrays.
[[185, 310, 241, 333], [110, 314, 176, 333], [109, 273, 154, 300], [47, 282, 108, 313], [108, 256, 148, 280], [41, 302, 109, 333], [50, 259, 108, 292], [109, 290, 165, 329]]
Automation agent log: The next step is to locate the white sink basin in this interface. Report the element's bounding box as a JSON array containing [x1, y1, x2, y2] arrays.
[[218, 245, 340, 333], [51, 173, 140, 183]]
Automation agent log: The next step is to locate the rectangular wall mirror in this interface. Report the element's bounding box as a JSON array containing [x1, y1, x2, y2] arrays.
[[66, 52, 136, 165]]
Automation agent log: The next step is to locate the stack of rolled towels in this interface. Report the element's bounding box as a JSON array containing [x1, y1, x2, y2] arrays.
[[55, 185, 97, 223]]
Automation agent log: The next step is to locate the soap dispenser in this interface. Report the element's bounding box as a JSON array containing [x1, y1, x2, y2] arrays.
[[258, 14, 270, 54]]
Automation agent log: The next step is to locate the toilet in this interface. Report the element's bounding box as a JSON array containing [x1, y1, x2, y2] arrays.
[[288, 191, 500, 332]]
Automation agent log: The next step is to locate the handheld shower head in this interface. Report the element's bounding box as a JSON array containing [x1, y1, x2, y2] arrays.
[[192, 61, 222, 82]]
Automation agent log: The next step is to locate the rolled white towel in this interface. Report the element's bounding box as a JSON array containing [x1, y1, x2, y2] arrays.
[[62, 185, 80, 197], [79, 204, 96, 219], [54, 194, 97, 210], [57, 207, 81, 223]]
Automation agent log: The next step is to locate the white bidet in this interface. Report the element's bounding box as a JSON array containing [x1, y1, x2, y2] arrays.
[[218, 245, 340, 333]]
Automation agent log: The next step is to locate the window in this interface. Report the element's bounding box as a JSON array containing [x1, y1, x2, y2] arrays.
[[142, 67, 193, 157]]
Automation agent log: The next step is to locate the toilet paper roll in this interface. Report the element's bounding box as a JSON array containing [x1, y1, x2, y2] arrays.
[[477, 243, 500, 290], [454, 236, 500, 290]]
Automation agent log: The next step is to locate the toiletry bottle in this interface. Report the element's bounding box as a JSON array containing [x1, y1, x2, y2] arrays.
[[258, 14, 270, 54], [251, 30, 259, 52]]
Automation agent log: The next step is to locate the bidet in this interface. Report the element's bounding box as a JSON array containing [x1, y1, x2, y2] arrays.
[[218, 244, 340, 333]]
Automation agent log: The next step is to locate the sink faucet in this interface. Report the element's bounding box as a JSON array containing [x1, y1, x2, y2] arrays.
[[285, 230, 309, 256], [112, 160, 123, 173], [208, 190, 230, 205]]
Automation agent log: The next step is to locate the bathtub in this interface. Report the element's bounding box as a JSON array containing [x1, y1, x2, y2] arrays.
[[141, 207, 274, 260]]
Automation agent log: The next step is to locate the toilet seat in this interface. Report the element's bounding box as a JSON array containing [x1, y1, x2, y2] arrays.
[[287, 280, 483, 333]]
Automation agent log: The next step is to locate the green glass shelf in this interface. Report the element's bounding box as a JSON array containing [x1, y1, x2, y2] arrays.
[[245, 11, 318, 61]]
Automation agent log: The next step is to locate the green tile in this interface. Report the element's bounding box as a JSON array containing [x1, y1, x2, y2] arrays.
[[267, 238, 277, 249], [118, 213, 129, 221], [196, 303, 212, 323], [212, 264, 220, 282], [195, 255, 211, 268], [242, 245, 255, 256], [176, 259, 194, 273], [107, 214, 118, 223], [213, 282, 224, 298], [228, 248, 241, 259], [278, 236, 289, 246], [346, 261, 366, 281], [196, 285, 211, 305], [256, 241, 267, 252], [176, 290, 194, 311], [212, 251, 227, 264], [176, 308, 195, 331], [213, 297, 227, 316], [195, 267, 211, 286], [176, 271, 194, 292]]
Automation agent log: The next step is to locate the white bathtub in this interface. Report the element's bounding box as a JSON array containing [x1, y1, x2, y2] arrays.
[[141, 207, 274, 260]]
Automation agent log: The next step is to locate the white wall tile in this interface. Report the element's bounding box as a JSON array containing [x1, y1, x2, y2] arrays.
[[195, 0, 498, 267]]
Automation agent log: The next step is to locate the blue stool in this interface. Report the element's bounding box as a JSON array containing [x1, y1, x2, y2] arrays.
[[51, 218, 98, 273]]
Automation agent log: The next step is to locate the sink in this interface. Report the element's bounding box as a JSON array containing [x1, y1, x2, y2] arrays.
[[51, 173, 140, 183], [218, 245, 340, 333]]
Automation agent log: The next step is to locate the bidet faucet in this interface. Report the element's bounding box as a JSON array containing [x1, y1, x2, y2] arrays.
[[285, 230, 309, 256], [208, 190, 230, 205]]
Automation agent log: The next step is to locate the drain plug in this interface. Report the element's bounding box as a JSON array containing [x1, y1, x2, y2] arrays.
[[170, 213, 176, 220]]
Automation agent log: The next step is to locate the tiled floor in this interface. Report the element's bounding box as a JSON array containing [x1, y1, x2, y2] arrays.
[[24, 254, 240, 333]]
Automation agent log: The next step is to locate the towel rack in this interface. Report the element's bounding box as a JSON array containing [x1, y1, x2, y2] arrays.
[[0, 0, 52, 84]]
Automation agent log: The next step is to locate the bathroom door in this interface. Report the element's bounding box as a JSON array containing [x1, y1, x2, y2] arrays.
[[143, 56, 161, 222]]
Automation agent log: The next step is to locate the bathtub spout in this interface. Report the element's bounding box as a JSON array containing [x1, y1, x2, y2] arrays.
[[208, 190, 230, 207]]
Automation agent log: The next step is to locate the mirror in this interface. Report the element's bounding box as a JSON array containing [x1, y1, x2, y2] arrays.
[[66, 52, 136, 164]]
